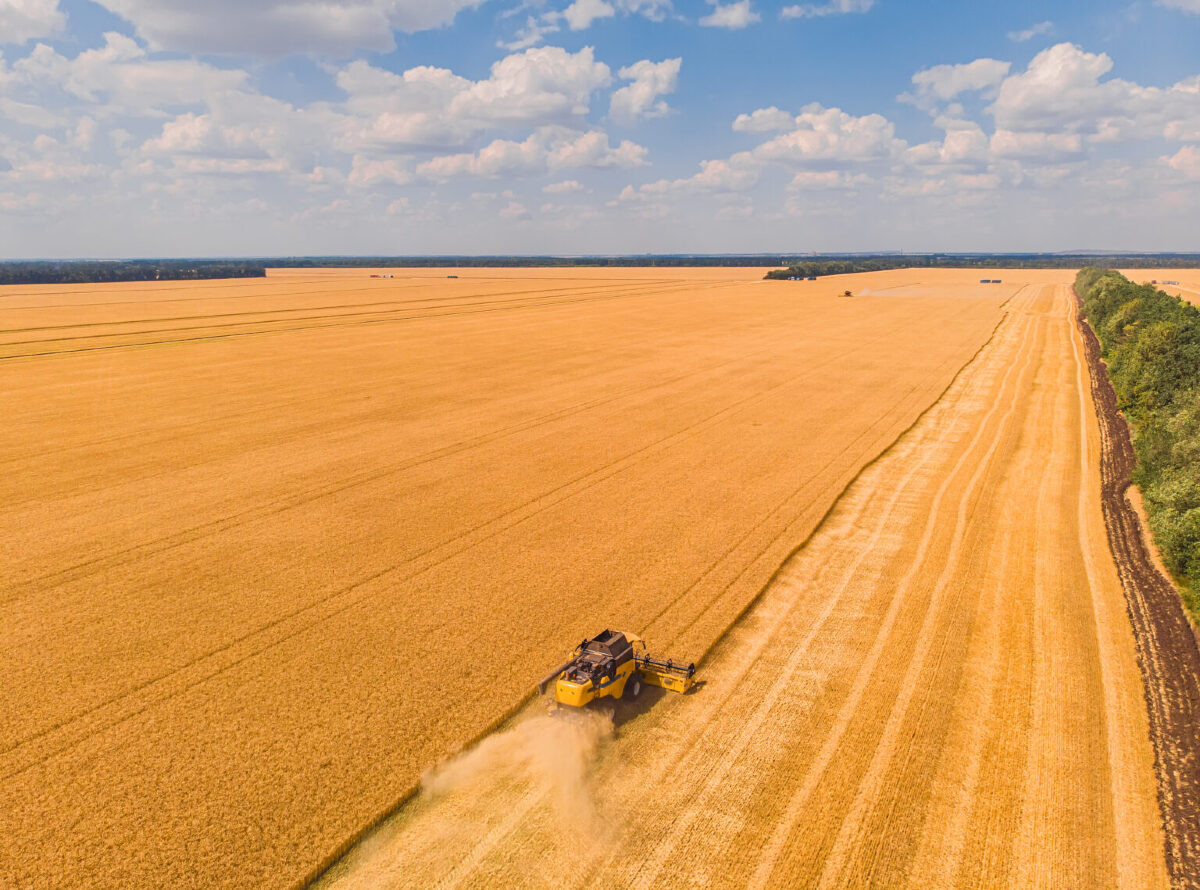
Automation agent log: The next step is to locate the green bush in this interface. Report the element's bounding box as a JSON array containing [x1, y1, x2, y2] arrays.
[[1077, 267, 1200, 615]]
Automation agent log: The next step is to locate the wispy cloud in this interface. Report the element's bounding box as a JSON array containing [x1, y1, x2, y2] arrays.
[[780, 0, 873, 20], [1008, 20, 1053, 41], [700, 0, 760, 29], [1159, 0, 1200, 14]]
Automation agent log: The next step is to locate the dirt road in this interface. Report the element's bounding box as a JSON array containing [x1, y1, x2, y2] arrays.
[[317, 283, 1168, 889]]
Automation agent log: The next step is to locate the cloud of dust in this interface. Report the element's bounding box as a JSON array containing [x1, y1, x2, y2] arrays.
[[422, 708, 615, 829], [325, 709, 617, 890]]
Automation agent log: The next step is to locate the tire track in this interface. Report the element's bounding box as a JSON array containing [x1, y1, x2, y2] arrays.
[[1, 305, 936, 778], [744, 293, 1043, 890], [0, 279, 745, 360], [314, 276, 1167, 890], [0, 270, 1034, 890], [0, 278, 717, 340], [316, 298, 1005, 890], [4, 326, 797, 597]]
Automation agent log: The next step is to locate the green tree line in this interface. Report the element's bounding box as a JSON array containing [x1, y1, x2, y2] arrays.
[[764, 254, 1200, 280], [0, 260, 265, 286], [1077, 267, 1200, 617]]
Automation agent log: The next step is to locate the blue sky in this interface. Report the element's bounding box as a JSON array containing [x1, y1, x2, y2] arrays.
[[1, 0, 1199, 256]]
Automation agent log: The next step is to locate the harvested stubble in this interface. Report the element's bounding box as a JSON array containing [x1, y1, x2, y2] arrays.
[[1119, 269, 1200, 304], [4, 267, 1035, 888], [318, 280, 1168, 890]]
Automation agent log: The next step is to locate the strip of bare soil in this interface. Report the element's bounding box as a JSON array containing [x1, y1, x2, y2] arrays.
[[1075, 290, 1200, 887]]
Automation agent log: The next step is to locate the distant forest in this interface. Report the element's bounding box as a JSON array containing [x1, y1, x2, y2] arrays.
[[266, 253, 1200, 272], [0, 260, 266, 286], [763, 254, 1200, 279], [3, 254, 1200, 286]]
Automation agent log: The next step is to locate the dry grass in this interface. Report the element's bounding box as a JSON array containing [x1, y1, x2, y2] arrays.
[[317, 279, 1166, 890], [3, 267, 1048, 888]]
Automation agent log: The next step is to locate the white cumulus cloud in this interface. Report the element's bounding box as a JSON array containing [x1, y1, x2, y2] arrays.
[[987, 42, 1174, 139], [563, 0, 615, 30], [989, 128, 1083, 159], [1165, 144, 1200, 177], [732, 106, 796, 133], [501, 0, 672, 49], [0, 95, 65, 127], [90, 0, 484, 55], [0, 0, 65, 44], [609, 57, 680, 123], [617, 151, 761, 202], [417, 127, 647, 180], [751, 103, 903, 165], [13, 32, 249, 114], [908, 58, 1011, 106], [347, 155, 411, 186], [906, 119, 990, 167], [616, 0, 673, 20], [337, 46, 612, 151], [700, 0, 759, 29]]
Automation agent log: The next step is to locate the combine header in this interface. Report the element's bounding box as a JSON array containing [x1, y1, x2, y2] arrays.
[[537, 629, 696, 708]]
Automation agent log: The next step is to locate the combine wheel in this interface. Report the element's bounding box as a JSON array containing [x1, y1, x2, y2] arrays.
[[624, 676, 642, 701]]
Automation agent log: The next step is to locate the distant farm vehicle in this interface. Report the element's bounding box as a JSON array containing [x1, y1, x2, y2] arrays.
[[842, 290, 853, 297], [537, 629, 696, 709], [807, 276, 818, 281], [447, 275, 458, 278]]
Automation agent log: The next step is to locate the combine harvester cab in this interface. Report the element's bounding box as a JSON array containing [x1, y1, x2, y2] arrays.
[[538, 629, 696, 709]]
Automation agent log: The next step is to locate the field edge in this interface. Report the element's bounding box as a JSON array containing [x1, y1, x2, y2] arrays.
[[1074, 287, 1200, 887]]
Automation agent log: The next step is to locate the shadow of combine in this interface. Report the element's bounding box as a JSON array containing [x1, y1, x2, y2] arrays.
[[588, 677, 707, 730]]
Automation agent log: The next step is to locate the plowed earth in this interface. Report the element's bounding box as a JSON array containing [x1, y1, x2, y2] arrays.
[[3, 268, 1031, 888], [316, 281, 1171, 890]]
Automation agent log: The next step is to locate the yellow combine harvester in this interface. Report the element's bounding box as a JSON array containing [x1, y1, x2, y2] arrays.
[[537, 629, 696, 708]]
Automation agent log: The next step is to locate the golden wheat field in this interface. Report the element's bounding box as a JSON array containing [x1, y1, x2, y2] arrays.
[[0, 267, 1165, 888], [316, 278, 1168, 890], [1121, 269, 1200, 305]]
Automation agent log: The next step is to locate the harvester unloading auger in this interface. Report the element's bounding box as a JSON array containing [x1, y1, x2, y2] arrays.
[[537, 629, 696, 708]]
